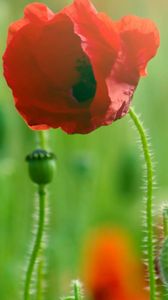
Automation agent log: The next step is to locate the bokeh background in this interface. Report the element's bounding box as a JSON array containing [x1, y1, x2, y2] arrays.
[[0, 0, 167, 299]]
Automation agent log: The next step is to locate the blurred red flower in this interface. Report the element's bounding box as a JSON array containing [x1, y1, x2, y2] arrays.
[[83, 228, 149, 300], [3, 0, 159, 134]]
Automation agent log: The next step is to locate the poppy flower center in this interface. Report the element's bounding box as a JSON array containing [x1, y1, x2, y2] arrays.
[[72, 57, 97, 103]]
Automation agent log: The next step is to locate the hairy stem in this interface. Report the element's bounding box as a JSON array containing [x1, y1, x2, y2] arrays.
[[24, 185, 46, 300], [163, 207, 168, 238], [36, 250, 44, 300], [74, 282, 81, 300], [129, 107, 156, 300]]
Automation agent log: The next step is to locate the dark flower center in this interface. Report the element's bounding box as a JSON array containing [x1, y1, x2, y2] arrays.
[[72, 57, 97, 103]]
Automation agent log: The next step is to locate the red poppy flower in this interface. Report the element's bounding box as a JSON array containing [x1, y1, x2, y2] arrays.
[[3, 0, 160, 134], [83, 228, 149, 300]]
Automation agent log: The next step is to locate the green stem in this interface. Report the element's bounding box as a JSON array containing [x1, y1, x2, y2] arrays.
[[73, 281, 82, 300], [37, 131, 48, 150], [129, 107, 156, 300], [35, 130, 48, 299], [163, 207, 168, 238], [36, 253, 44, 300], [24, 185, 46, 300]]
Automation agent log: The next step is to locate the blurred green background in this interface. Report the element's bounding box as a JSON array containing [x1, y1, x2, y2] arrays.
[[0, 0, 166, 299]]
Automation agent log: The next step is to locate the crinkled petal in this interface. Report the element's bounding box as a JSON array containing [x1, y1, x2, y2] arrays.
[[63, 0, 121, 129], [64, 0, 120, 76], [115, 15, 160, 76], [4, 19, 95, 134], [3, 14, 83, 98], [7, 19, 29, 45], [4, 25, 50, 101], [3, 8, 101, 134], [7, 3, 54, 45], [14, 92, 93, 134], [32, 14, 84, 89], [24, 2, 54, 23], [3, 0, 160, 135]]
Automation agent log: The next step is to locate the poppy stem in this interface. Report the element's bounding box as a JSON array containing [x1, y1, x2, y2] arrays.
[[37, 130, 49, 149], [163, 207, 168, 238], [62, 280, 83, 300], [24, 185, 46, 300], [24, 130, 49, 300], [129, 107, 156, 300], [36, 249, 44, 300], [73, 280, 83, 300]]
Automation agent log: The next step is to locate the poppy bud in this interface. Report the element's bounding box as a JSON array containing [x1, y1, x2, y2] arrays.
[[26, 149, 56, 185]]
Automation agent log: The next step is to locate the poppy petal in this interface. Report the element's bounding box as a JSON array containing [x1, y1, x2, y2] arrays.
[[3, 1, 160, 134], [63, 0, 121, 128], [7, 19, 29, 45], [4, 25, 52, 101], [83, 229, 149, 300], [24, 3, 54, 23], [7, 3, 54, 45], [116, 15, 160, 76], [3, 15, 83, 104], [64, 0, 120, 75], [32, 15, 84, 89]]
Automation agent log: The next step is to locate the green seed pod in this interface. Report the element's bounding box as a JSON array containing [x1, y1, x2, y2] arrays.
[[159, 237, 168, 286], [26, 149, 56, 185]]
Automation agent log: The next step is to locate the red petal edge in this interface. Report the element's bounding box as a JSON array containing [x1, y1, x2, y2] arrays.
[[7, 3, 54, 45], [116, 15, 160, 76]]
